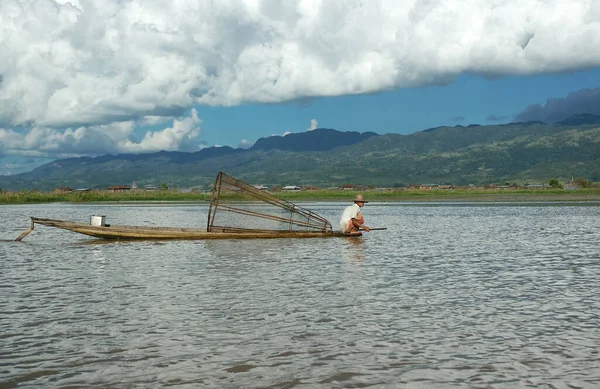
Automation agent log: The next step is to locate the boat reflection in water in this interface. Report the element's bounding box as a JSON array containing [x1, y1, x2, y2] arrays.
[[341, 236, 367, 262]]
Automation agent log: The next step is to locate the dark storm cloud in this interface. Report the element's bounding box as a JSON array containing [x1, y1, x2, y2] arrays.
[[513, 88, 600, 123]]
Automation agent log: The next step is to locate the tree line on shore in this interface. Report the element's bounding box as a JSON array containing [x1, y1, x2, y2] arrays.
[[1, 179, 599, 205]]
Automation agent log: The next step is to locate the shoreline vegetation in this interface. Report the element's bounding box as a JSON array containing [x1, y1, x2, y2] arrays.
[[1, 188, 600, 205]]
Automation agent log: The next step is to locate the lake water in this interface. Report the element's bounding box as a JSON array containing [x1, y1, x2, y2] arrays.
[[1, 202, 599, 388]]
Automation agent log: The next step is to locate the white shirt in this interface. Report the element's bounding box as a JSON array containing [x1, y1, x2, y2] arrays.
[[340, 203, 361, 223], [340, 203, 361, 231]]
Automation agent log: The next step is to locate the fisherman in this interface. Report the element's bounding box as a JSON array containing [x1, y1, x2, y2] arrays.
[[340, 194, 371, 234]]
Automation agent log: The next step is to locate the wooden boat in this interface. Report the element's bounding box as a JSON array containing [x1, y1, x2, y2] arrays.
[[15, 172, 363, 241], [16, 217, 355, 240]]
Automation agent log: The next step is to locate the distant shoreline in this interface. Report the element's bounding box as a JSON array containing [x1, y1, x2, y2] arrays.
[[367, 193, 600, 203], [1, 189, 599, 205]]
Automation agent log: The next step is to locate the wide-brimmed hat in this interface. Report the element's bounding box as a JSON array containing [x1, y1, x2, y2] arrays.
[[354, 194, 368, 203]]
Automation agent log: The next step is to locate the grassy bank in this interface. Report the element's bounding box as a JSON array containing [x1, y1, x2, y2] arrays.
[[1, 188, 600, 204]]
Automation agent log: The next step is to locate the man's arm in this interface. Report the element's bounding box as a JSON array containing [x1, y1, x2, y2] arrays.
[[351, 218, 370, 232]]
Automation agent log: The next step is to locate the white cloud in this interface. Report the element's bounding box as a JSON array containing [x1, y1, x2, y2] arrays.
[[0, 109, 203, 159], [1, 0, 600, 173], [238, 139, 253, 149], [271, 119, 317, 139], [1, 0, 599, 130], [121, 109, 202, 152]]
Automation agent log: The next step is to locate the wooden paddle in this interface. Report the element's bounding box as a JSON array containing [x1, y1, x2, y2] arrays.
[[15, 228, 33, 241], [360, 227, 387, 231]]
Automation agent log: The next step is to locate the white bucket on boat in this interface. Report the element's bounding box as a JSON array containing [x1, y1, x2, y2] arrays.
[[91, 215, 106, 226]]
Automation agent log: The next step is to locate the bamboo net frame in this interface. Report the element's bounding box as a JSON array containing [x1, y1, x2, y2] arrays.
[[207, 172, 332, 233]]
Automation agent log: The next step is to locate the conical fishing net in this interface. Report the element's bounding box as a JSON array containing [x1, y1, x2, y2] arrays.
[[207, 172, 332, 233]]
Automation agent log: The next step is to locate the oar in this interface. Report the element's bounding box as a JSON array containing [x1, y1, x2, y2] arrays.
[[360, 227, 387, 231], [15, 228, 33, 241], [14, 219, 35, 241]]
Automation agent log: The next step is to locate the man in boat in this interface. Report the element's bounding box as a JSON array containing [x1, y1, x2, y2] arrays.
[[340, 194, 371, 234]]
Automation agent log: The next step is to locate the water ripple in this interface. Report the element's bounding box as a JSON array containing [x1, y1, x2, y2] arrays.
[[1, 203, 599, 388]]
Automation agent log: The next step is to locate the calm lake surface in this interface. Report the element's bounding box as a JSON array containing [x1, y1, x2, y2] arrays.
[[1, 202, 599, 388]]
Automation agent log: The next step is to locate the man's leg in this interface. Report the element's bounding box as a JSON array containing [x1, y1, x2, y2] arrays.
[[356, 213, 364, 225], [342, 220, 356, 233], [351, 218, 362, 232]]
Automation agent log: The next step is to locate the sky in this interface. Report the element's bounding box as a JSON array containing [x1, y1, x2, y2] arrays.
[[1, 0, 600, 175]]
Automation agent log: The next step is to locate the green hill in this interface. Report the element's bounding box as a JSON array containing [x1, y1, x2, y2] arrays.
[[1, 118, 599, 191]]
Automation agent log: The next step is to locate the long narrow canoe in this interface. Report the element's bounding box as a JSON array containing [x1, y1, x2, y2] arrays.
[[14, 172, 368, 242], [15, 217, 360, 241]]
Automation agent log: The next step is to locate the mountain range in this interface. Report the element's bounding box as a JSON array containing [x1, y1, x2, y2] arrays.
[[1, 114, 599, 191]]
